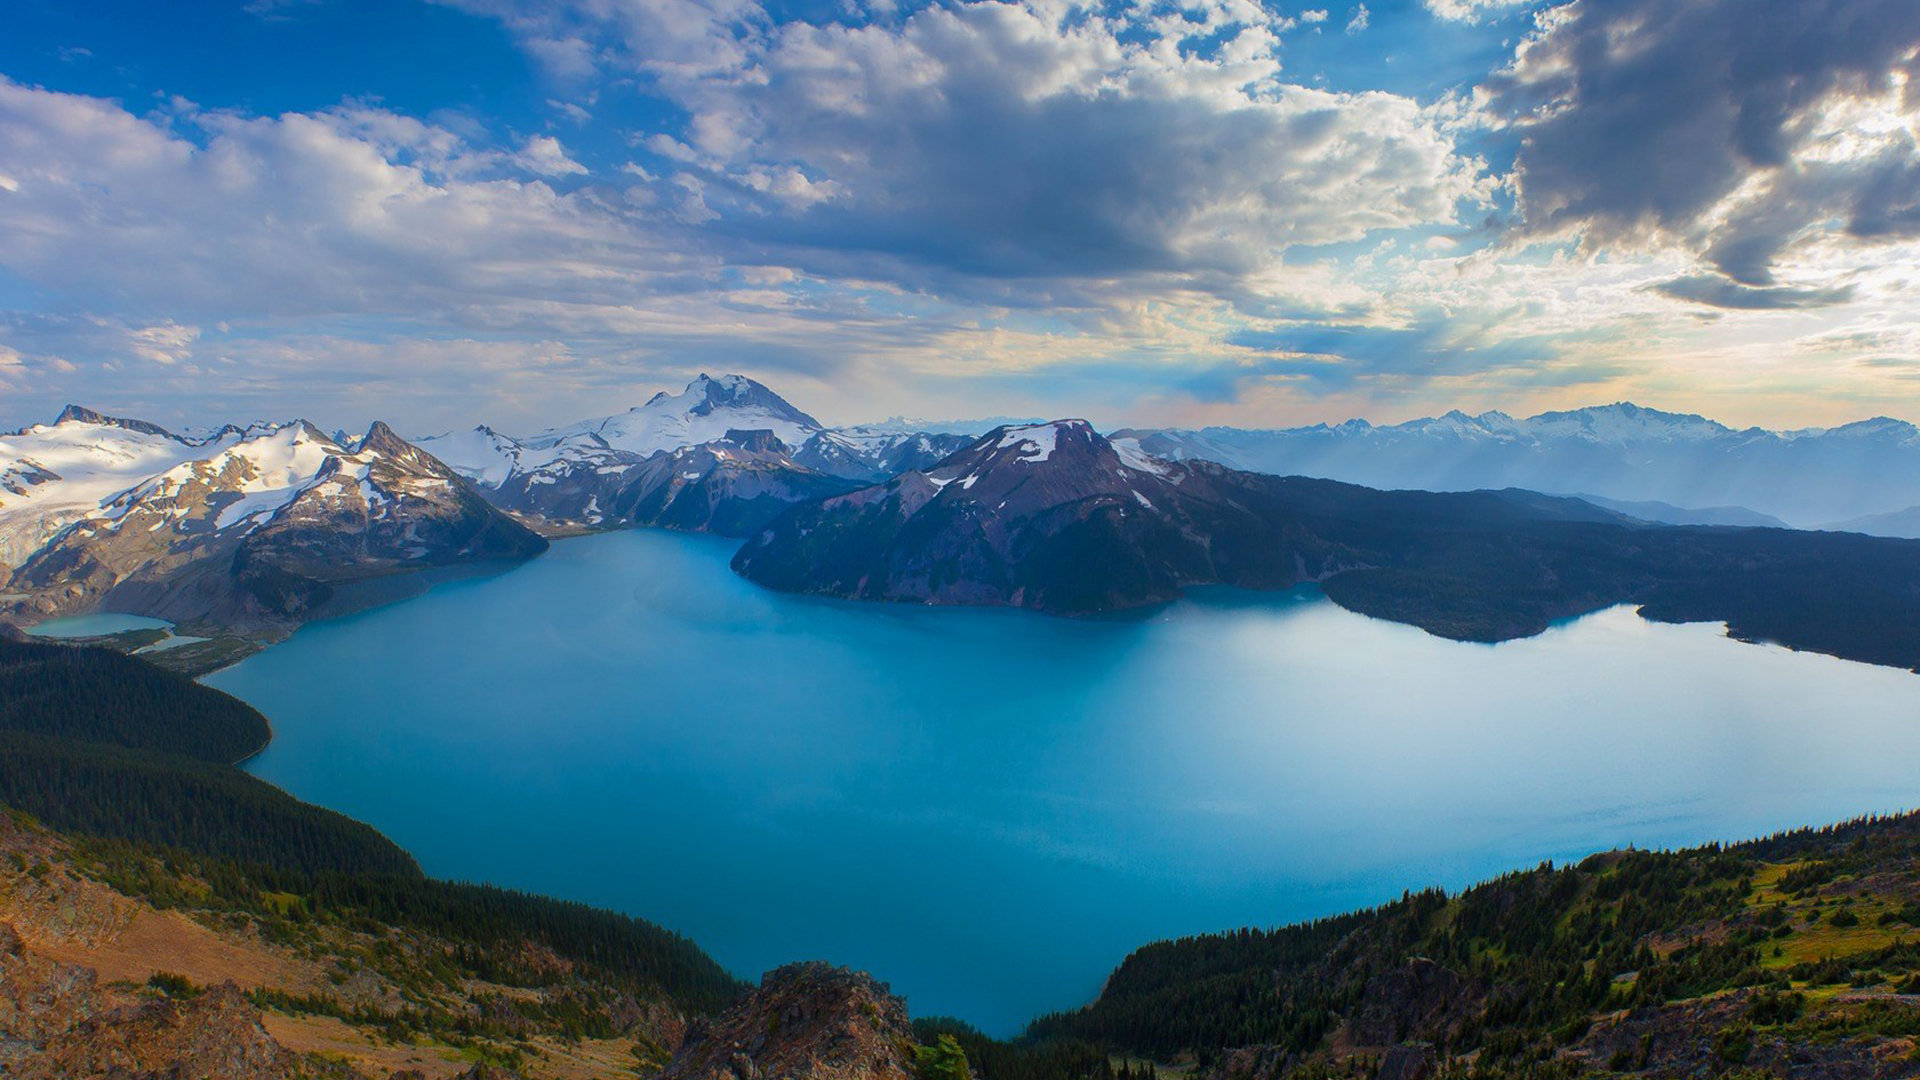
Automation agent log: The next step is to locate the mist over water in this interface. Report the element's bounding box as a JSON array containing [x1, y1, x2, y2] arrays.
[[212, 529, 1920, 1034]]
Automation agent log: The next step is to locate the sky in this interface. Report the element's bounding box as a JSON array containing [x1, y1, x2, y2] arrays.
[[1, 0, 1919, 435]]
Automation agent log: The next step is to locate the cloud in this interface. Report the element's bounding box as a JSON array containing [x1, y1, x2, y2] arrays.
[[1423, 0, 1534, 22], [603, 0, 1488, 295], [1480, 0, 1920, 294], [435, 0, 765, 81], [0, 78, 698, 325], [1652, 275, 1857, 311], [514, 133, 588, 176], [1345, 4, 1370, 34]]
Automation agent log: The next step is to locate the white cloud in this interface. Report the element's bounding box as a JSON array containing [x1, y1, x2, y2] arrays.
[[0, 78, 696, 325], [1345, 4, 1370, 34], [1423, 0, 1533, 22], [611, 0, 1488, 294], [514, 133, 588, 176]]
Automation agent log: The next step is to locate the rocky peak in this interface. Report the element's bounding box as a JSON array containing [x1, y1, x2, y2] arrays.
[[722, 428, 791, 455], [53, 405, 182, 441], [658, 962, 916, 1080], [686, 374, 823, 428]]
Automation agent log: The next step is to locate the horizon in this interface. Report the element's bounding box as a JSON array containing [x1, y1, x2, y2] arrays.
[[3, 1, 1919, 434], [16, 373, 1920, 444]]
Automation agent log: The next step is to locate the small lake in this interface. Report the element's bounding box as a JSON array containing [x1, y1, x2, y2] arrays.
[[28, 613, 173, 637], [211, 529, 1920, 1034]]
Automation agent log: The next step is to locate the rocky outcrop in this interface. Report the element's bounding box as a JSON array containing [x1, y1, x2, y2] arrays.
[[659, 963, 917, 1080], [0, 922, 299, 1079]]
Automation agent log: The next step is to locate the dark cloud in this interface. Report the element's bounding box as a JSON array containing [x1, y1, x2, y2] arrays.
[[1481, 0, 1920, 284], [1652, 275, 1856, 311]]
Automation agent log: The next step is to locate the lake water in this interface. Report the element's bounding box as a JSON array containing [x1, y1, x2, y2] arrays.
[[28, 612, 173, 637], [211, 529, 1920, 1034]]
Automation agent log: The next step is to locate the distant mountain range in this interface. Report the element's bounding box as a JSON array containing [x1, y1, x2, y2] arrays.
[[10, 376, 1920, 672], [1117, 402, 1920, 530]]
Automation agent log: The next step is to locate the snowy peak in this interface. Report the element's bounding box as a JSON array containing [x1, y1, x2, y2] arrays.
[[530, 373, 824, 459], [683, 374, 822, 427], [1521, 402, 1731, 445], [899, 419, 1179, 512]]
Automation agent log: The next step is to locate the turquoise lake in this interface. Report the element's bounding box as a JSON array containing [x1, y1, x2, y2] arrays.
[[210, 528, 1920, 1034]]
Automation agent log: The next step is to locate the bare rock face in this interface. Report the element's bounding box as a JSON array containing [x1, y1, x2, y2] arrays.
[[659, 962, 917, 1080], [0, 922, 300, 1079]]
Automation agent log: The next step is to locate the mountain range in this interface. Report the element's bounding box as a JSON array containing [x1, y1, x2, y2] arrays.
[[736, 418, 1920, 671], [0, 408, 544, 643], [1117, 402, 1920, 531], [11, 376, 1920, 674], [416, 374, 972, 531]]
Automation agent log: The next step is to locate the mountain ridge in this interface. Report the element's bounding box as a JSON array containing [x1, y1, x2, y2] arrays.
[[736, 420, 1920, 673], [1119, 401, 1920, 528]]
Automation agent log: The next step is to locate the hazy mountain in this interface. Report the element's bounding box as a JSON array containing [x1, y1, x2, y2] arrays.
[[1823, 505, 1920, 539], [1116, 402, 1920, 527], [1573, 494, 1789, 529]]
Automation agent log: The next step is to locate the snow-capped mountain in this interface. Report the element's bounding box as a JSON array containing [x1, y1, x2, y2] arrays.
[[420, 374, 824, 489], [1117, 403, 1920, 528], [791, 427, 976, 482], [0, 406, 222, 567], [417, 374, 972, 528], [733, 419, 1325, 613], [0, 409, 543, 634]]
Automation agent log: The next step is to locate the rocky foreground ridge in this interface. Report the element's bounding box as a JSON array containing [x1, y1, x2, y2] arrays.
[[0, 802, 941, 1080]]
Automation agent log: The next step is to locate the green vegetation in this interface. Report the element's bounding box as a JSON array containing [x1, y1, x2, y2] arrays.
[[0, 731, 418, 876], [915, 1017, 1109, 1080], [1025, 814, 1920, 1078], [917, 1033, 976, 1080], [0, 634, 268, 761], [0, 633, 745, 1025]]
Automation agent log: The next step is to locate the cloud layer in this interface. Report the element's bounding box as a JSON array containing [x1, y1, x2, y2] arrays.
[[0, 0, 1917, 431]]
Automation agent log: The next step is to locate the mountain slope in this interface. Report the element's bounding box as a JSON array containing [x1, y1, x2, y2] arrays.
[[1824, 504, 1920, 539], [1030, 812, 1920, 1080], [1119, 402, 1920, 527], [0, 412, 546, 638], [736, 421, 1920, 671], [736, 420, 1368, 614]]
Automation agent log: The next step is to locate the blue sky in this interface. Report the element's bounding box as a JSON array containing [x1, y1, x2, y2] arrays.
[[1, 0, 1918, 434]]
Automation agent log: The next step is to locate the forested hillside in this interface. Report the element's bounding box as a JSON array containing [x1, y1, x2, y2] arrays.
[[0, 633, 744, 1048], [1032, 814, 1920, 1078]]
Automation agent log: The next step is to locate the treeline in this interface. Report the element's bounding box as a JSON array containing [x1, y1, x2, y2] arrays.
[[1027, 845, 1770, 1064], [79, 837, 745, 1014], [0, 731, 419, 877], [0, 634, 270, 761], [0, 633, 746, 1018]]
